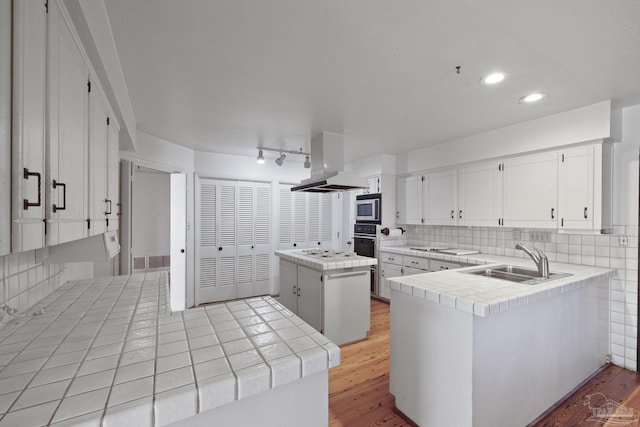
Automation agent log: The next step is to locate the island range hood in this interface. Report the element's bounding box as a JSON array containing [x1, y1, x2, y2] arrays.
[[291, 132, 368, 193]]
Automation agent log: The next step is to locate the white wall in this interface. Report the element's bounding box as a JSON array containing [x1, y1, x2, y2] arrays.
[[396, 100, 614, 174], [132, 168, 171, 260], [346, 153, 396, 177], [195, 151, 310, 183], [613, 104, 640, 226]]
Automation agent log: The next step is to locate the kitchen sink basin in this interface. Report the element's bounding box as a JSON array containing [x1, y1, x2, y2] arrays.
[[463, 265, 572, 285]]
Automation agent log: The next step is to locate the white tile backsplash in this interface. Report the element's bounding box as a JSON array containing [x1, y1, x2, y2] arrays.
[[0, 249, 66, 328], [384, 224, 640, 370]]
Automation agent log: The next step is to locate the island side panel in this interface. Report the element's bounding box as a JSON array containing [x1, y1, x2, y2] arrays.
[[323, 267, 371, 345], [472, 279, 610, 427], [389, 289, 474, 427]]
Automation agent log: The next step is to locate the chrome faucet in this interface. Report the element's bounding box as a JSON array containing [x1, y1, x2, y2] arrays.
[[515, 242, 549, 278]]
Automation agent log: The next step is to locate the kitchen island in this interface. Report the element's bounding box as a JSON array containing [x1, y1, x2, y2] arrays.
[[386, 250, 615, 427], [0, 272, 339, 427], [275, 249, 377, 345]]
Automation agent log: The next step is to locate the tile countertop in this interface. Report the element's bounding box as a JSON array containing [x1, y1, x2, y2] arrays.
[[275, 249, 377, 271], [0, 272, 340, 427], [381, 246, 616, 317]]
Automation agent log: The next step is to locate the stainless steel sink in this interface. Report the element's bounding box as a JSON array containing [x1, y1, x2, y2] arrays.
[[463, 265, 572, 285]]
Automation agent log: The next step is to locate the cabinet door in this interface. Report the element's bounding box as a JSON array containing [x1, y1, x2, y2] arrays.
[[367, 176, 380, 194], [458, 161, 503, 226], [503, 152, 558, 228], [46, 1, 89, 245], [423, 169, 457, 225], [279, 259, 298, 313], [380, 262, 402, 299], [12, 0, 47, 251], [106, 117, 120, 231], [559, 146, 594, 230], [216, 180, 238, 301], [396, 175, 422, 225], [87, 84, 109, 236], [297, 266, 323, 333], [0, 0, 10, 255]]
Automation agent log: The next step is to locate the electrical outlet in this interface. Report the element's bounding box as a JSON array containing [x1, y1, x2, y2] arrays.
[[619, 235, 629, 247]]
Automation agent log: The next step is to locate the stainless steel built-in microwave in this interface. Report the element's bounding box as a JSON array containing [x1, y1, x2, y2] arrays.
[[356, 193, 381, 224]]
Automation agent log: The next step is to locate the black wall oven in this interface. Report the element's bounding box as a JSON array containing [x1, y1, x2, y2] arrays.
[[354, 224, 378, 297]]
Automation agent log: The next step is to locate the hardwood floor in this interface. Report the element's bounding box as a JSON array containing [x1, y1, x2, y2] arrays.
[[328, 298, 411, 426], [329, 298, 640, 427]]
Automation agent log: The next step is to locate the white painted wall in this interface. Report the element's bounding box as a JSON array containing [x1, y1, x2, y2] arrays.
[[195, 151, 310, 183], [396, 100, 614, 174], [346, 153, 396, 177], [613, 104, 640, 226], [132, 168, 170, 258]]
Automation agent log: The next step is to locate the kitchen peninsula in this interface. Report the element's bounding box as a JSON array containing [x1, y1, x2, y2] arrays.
[[385, 248, 615, 427], [0, 272, 339, 427], [275, 249, 376, 345]]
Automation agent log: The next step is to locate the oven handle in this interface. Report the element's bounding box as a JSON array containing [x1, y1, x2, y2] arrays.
[[325, 271, 370, 280], [353, 234, 377, 240]]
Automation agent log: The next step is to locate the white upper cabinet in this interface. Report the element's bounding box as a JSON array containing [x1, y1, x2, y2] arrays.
[[106, 114, 120, 231], [458, 161, 503, 227], [88, 82, 109, 236], [46, 0, 89, 246], [0, 0, 11, 256], [423, 169, 457, 225], [396, 175, 422, 225], [503, 151, 558, 228], [558, 143, 612, 231], [12, 0, 47, 251]]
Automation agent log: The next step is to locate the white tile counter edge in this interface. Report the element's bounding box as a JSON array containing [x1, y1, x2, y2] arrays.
[[381, 246, 616, 317]]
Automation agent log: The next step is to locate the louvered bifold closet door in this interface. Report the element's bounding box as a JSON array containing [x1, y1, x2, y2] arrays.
[[278, 185, 294, 249], [253, 183, 271, 296], [217, 180, 238, 302], [308, 194, 321, 247], [236, 182, 255, 298], [294, 192, 308, 248], [197, 179, 219, 304], [321, 193, 334, 247]]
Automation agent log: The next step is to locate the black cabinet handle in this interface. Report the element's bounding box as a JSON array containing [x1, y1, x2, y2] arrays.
[[53, 180, 66, 212], [551, 208, 555, 219], [23, 168, 42, 210], [180, 249, 185, 253], [450, 210, 454, 219], [293, 243, 297, 247], [584, 207, 588, 219], [459, 210, 462, 219], [218, 246, 222, 251]]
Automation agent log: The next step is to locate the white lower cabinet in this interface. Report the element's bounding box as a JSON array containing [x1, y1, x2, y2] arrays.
[[0, 0, 10, 255], [278, 260, 322, 333], [380, 262, 402, 300]]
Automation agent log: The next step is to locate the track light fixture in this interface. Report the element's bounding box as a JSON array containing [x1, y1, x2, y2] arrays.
[[275, 153, 286, 166], [256, 147, 311, 168]]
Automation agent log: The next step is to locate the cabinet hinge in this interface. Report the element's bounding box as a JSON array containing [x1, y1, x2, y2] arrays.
[[87, 80, 91, 93], [107, 117, 110, 125], [87, 219, 91, 230]]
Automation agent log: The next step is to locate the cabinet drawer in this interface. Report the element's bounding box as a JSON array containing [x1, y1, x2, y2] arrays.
[[403, 266, 427, 276], [380, 252, 401, 264], [430, 259, 464, 271], [403, 256, 429, 270]]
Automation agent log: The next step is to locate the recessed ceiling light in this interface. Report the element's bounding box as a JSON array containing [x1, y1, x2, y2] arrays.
[[519, 92, 547, 103], [481, 72, 506, 85]]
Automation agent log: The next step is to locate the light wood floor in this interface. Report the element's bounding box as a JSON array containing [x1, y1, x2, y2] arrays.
[[329, 298, 640, 427]]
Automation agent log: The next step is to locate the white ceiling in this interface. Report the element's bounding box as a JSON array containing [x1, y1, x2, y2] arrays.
[[104, 0, 640, 163]]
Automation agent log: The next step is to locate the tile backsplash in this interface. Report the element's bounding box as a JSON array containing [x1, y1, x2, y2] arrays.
[[381, 225, 639, 371], [0, 249, 66, 327]]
